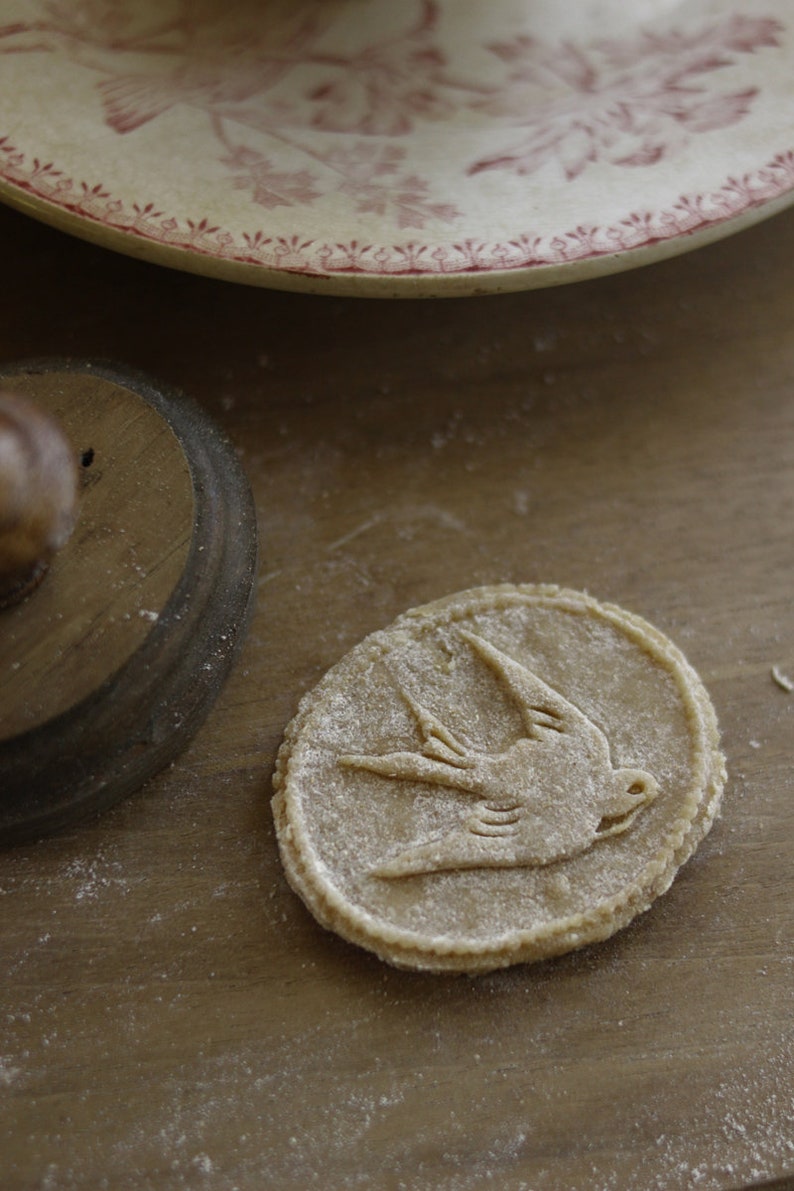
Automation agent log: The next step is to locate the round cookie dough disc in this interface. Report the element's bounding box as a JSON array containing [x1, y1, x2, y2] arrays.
[[272, 585, 726, 973]]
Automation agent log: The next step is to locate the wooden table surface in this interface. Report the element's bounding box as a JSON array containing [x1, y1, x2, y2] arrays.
[[1, 201, 793, 1191]]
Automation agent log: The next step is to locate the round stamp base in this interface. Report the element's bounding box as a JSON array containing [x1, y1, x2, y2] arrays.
[[0, 360, 257, 846]]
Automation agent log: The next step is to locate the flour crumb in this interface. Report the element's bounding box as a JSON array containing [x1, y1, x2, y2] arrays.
[[0, 1059, 21, 1086], [512, 490, 530, 515], [771, 665, 793, 693]]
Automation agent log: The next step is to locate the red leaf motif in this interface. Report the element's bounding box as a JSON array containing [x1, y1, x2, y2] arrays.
[[222, 150, 321, 210], [187, 218, 220, 236], [325, 143, 460, 229], [613, 142, 666, 167], [242, 230, 271, 250], [675, 88, 758, 133], [81, 181, 110, 197], [717, 16, 783, 53], [470, 15, 782, 181], [304, 3, 452, 137], [133, 201, 163, 219], [557, 126, 598, 181]]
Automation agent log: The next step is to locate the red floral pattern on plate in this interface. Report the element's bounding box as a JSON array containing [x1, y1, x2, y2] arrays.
[[0, 1, 791, 287], [470, 17, 781, 179]]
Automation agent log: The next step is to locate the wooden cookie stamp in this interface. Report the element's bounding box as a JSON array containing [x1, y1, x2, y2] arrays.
[[0, 361, 257, 845]]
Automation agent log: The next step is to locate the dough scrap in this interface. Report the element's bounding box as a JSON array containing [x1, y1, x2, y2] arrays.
[[272, 584, 726, 973]]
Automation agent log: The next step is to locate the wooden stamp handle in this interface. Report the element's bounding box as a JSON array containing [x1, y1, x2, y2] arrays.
[[0, 390, 78, 607]]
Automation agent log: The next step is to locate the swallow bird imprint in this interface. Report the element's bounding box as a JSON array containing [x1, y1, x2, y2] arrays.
[[340, 631, 659, 877]]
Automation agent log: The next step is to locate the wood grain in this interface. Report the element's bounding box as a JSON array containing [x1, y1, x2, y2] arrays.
[[0, 200, 792, 1190]]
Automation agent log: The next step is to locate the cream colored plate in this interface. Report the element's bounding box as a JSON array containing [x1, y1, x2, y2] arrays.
[[0, 1, 793, 296], [272, 585, 726, 973]]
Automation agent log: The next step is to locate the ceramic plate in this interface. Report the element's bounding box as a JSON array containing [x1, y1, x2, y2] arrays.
[[1, 0, 793, 297]]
